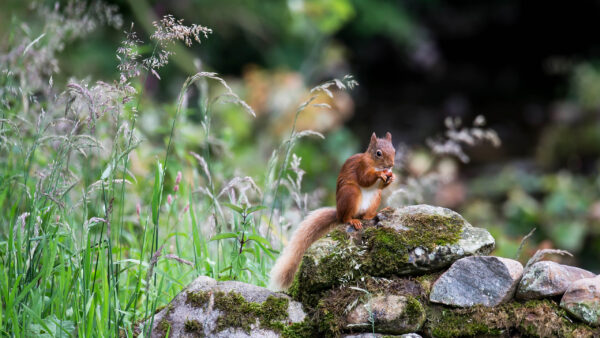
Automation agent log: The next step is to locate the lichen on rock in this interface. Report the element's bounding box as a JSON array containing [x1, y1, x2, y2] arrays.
[[560, 275, 600, 327], [517, 261, 595, 300]]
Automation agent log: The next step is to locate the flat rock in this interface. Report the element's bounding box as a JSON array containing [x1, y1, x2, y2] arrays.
[[517, 261, 595, 300], [561, 276, 600, 326], [429, 256, 523, 307], [143, 276, 307, 337], [345, 294, 425, 334]]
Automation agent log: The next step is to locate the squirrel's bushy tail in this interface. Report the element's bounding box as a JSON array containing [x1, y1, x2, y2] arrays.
[[269, 207, 338, 291]]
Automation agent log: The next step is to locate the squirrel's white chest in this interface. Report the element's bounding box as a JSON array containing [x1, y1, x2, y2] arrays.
[[358, 183, 380, 214]]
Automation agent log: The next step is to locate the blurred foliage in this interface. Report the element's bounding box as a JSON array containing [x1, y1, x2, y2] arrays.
[[463, 167, 600, 270], [0, 0, 600, 294]]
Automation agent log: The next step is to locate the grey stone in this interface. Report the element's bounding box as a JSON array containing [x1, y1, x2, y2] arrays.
[[345, 294, 425, 334], [430, 256, 524, 307], [517, 261, 595, 300], [561, 275, 600, 326], [143, 276, 306, 337]]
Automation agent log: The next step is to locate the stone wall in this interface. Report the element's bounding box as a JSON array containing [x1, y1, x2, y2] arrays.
[[142, 205, 599, 337]]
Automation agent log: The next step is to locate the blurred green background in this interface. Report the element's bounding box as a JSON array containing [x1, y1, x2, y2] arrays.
[[3, 0, 600, 272]]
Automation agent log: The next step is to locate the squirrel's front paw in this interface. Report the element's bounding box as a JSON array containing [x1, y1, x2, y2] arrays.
[[348, 219, 363, 230], [386, 173, 395, 184]]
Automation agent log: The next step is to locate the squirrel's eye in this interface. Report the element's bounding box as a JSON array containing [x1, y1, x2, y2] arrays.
[[376, 150, 382, 157]]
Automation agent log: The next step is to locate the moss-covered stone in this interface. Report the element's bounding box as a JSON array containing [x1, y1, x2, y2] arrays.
[[314, 277, 428, 336], [315, 286, 363, 337], [362, 208, 463, 277], [405, 296, 426, 324], [362, 227, 410, 277], [289, 236, 360, 307], [210, 291, 286, 332], [144, 276, 311, 337], [184, 290, 312, 337], [425, 299, 599, 337], [344, 294, 426, 334], [381, 207, 464, 250], [290, 206, 495, 312], [308, 272, 599, 337]]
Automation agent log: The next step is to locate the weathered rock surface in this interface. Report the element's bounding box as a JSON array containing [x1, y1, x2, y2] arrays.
[[291, 205, 495, 304], [517, 261, 595, 300], [144, 276, 308, 337], [345, 294, 426, 334], [430, 256, 524, 307], [561, 276, 600, 326]]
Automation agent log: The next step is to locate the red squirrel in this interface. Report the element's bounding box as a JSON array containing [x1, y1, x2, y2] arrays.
[[269, 132, 395, 291]]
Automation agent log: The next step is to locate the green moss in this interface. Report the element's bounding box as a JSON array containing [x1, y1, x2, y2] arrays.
[[184, 319, 204, 336], [208, 290, 313, 337], [290, 239, 359, 308], [288, 256, 328, 308], [154, 304, 167, 314], [363, 227, 410, 276], [405, 296, 425, 323], [427, 307, 500, 337], [328, 228, 349, 243], [414, 272, 442, 297], [362, 211, 463, 277], [152, 304, 175, 338], [396, 211, 463, 249], [186, 290, 211, 308], [279, 320, 315, 338], [317, 310, 341, 338], [425, 299, 599, 337], [314, 281, 428, 336], [213, 291, 279, 332], [315, 287, 363, 337], [156, 318, 171, 337]]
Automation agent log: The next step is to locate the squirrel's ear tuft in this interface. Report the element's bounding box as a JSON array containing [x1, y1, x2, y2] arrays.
[[385, 132, 392, 142], [370, 132, 377, 144]]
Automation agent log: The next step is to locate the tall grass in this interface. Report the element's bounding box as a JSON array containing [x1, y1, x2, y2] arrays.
[[0, 3, 355, 336]]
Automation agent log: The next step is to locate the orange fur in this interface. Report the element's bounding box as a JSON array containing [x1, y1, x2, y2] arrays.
[[269, 133, 396, 291], [269, 207, 337, 291]]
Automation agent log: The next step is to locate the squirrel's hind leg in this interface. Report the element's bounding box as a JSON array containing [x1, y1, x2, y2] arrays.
[[362, 191, 381, 220], [336, 185, 363, 230]]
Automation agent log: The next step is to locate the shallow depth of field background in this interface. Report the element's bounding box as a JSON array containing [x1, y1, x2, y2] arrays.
[[2, 0, 600, 336]]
